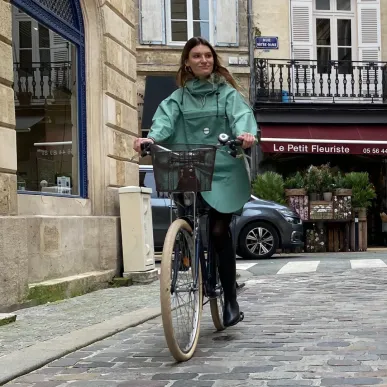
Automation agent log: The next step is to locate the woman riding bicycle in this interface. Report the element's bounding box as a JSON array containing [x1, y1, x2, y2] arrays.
[[134, 37, 257, 328]]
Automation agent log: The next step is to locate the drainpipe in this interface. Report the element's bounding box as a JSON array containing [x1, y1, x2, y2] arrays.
[[247, 0, 255, 106], [247, 0, 258, 179]]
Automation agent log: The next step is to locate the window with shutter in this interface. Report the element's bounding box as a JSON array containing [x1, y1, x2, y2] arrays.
[[139, 0, 165, 44], [139, 0, 239, 47], [357, 0, 381, 93], [290, 0, 313, 94], [214, 0, 238, 46], [165, 0, 212, 45], [357, 1, 380, 62]]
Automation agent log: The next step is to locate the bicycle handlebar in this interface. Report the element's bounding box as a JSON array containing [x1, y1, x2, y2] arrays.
[[140, 133, 243, 158]]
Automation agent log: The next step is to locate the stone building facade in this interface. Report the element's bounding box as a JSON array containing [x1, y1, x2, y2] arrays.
[[0, 0, 139, 310], [136, 0, 252, 136]]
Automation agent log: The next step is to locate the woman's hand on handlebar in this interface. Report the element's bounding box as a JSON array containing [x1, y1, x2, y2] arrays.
[[133, 138, 154, 153], [237, 133, 256, 149]]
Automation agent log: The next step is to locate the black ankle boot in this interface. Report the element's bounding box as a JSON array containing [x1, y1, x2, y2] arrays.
[[217, 244, 241, 327], [223, 292, 240, 327]]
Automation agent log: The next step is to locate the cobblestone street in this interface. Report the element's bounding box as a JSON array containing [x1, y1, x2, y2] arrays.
[[6, 267, 387, 386]]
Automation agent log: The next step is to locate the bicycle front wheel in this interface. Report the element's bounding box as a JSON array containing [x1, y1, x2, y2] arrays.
[[160, 219, 203, 362]]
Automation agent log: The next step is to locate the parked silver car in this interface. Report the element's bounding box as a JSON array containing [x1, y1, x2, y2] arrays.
[[140, 165, 304, 259]]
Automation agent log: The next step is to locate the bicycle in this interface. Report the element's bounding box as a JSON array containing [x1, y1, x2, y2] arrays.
[[141, 133, 245, 362]]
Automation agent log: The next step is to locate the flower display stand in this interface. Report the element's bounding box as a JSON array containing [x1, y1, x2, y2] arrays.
[[287, 191, 353, 253]]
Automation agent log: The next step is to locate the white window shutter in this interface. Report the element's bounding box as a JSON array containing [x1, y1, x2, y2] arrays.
[[139, 0, 165, 44], [357, 0, 381, 63], [214, 0, 238, 47], [50, 33, 70, 63], [290, 0, 313, 93], [50, 32, 71, 89], [290, 0, 313, 62]]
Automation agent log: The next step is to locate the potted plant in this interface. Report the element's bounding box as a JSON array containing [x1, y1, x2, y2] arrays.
[[343, 172, 376, 219], [53, 85, 72, 100], [284, 172, 306, 196], [305, 165, 322, 201], [252, 171, 286, 205], [320, 163, 334, 201], [16, 84, 32, 105], [333, 171, 352, 196]]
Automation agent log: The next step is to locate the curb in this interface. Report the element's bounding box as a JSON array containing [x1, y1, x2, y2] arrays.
[[0, 307, 161, 386]]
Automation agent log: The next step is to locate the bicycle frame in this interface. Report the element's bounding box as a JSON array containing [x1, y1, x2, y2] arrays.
[[169, 192, 220, 299]]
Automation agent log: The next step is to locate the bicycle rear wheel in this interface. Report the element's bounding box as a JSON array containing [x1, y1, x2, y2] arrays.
[[210, 265, 225, 331], [160, 219, 203, 362]]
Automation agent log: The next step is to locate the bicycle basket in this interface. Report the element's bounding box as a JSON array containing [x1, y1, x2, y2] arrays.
[[150, 144, 217, 193]]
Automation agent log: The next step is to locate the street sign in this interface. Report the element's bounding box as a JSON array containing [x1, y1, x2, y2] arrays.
[[255, 36, 279, 50]]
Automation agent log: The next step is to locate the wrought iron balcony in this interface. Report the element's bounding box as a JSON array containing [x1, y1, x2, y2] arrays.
[[254, 58, 387, 104], [13, 61, 72, 105]]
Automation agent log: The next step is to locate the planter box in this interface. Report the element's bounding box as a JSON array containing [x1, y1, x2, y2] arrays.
[[333, 195, 352, 220], [306, 227, 326, 253], [285, 188, 306, 196], [334, 189, 352, 196], [286, 195, 309, 221], [309, 201, 333, 220]]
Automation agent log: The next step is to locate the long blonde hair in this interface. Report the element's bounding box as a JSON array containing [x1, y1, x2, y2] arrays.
[[176, 37, 238, 89]]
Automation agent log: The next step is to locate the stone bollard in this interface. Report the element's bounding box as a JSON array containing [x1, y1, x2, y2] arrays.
[[118, 186, 158, 284]]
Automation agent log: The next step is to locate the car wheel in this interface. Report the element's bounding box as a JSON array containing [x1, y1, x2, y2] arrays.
[[238, 222, 279, 259]]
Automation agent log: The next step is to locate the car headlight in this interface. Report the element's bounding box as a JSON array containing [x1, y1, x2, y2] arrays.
[[277, 209, 302, 224]]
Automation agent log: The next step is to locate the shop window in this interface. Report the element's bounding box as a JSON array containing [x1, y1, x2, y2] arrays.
[[11, 0, 87, 197]]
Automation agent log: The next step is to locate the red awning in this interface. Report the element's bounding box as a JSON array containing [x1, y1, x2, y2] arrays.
[[260, 124, 387, 155]]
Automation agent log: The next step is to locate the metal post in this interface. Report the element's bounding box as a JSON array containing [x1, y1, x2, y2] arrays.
[[247, 0, 259, 180], [355, 211, 359, 251]]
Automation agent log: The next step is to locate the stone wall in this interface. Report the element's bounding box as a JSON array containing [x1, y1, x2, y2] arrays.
[[381, 1, 387, 61], [102, 0, 139, 216], [253, 0, 290, 60], [0, 0, 140, 309], [0, 0, 17, 216]]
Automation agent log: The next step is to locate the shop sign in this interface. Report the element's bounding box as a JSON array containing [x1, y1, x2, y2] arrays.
[[261, 142, 387, 155]]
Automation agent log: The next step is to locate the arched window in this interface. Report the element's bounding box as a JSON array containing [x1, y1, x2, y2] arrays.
[[11, 0, 87, 198]]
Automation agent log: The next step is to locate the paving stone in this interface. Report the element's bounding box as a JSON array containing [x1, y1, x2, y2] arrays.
[[321, 377, 384, 385], [198, 373, 249, 381], [116, 382, 168, 387], [49, 358, 80, 367], [74, 362, 115, 368], [231, 366, 274, 373], [269, 356, 304, 361], [267, 381, 314, 386], [171, 382, 215, 387], [59, 382, 117, 387], [152, 373, 198, 380]]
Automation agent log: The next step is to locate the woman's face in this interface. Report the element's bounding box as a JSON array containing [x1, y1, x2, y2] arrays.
[[185, 44, 214, 79]]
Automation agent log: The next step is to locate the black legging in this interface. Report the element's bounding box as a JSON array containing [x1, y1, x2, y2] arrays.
[[208, 208, 234, 255], [174, 194, 235, 260]]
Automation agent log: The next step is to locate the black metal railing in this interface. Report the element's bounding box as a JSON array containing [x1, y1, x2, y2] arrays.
[[13, 61, 72, 104], [254, 58, 387, 104]]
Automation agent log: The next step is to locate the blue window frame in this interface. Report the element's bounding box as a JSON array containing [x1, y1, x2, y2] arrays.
[[11, 0, 88, 198]]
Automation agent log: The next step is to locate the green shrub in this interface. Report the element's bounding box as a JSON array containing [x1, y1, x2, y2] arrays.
[[343, 172, 376, 208], [252, 172, 286, 205], [305, 165, 322, 194], [284, 171, 305, 189], [319, 163, 334, 192]]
